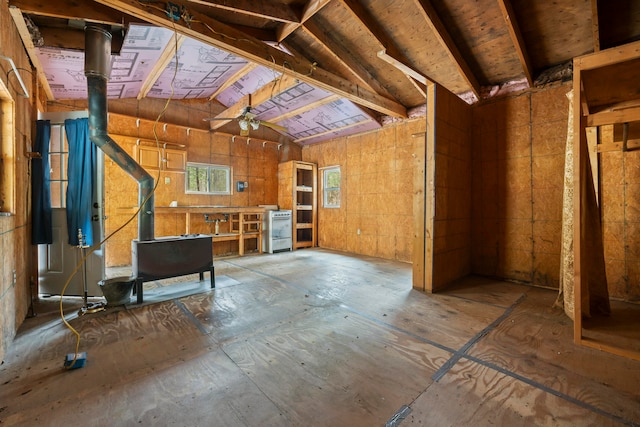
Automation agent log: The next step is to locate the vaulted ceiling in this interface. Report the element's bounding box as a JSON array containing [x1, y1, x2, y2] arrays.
[[8, 0, 640, 144]]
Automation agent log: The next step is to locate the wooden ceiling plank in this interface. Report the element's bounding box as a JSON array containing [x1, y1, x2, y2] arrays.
[[185, 0, 299, 24], [137, 33, 187, 100], [9, 7, 54, 100], [209, 62, 257, 100], [591, 0, 600, 52], [209, 73, 300, 130], [411, 0, 481, 98], [93, 0, 407, 117], [9, 0, 131, 26], [497, 0, 533, 87], [277, 0, 331, 42], [340, 0, 429, 98]]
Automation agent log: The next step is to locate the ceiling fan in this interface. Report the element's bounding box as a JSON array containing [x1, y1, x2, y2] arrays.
[[204, 107, 287, 137]]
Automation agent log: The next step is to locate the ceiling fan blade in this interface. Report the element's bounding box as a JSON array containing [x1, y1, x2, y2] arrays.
[[259, 120, 288, 132], [203, 117, 238, 121], [240, 127, 250, 137]]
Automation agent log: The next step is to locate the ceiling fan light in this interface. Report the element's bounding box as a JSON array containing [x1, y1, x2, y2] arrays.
[[250, 120, 260, 130], [238, 119, 249, 131]]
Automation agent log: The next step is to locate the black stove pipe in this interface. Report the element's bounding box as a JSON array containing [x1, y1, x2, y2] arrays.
[[85, 25, 154, 241]]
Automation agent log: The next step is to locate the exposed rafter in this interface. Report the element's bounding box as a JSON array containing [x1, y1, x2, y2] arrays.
[[497, 0, 533, 87], [8, 6, 53, 100], [276, 0, 331, 43], [137, 33, 187, 100], [92, 0, 407, 117], [185, 0, 300, 24], [294, 119, 365, 143], [10, 0, 132, 25], [339, 0, 428, 97], [411, 0, 480, 98], [591, 0, 600, 52], [208, 62, 257, 101], [301, 20, 396, 100], [209, 73, 300, 130], [268, 93, 340, 123]]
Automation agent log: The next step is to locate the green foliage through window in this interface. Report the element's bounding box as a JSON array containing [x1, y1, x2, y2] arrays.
[[186, 163, 231, 194], [323, 166, 340, 208]]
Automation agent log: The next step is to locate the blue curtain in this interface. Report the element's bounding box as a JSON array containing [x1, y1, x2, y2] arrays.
[[31, 120, 52, 244], [65, 118, 96, 246]]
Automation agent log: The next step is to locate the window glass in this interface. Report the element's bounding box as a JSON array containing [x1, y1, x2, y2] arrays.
[[186, 163, 232, 194], [323, 166, 340, 208], [49, 124, 68, 208]]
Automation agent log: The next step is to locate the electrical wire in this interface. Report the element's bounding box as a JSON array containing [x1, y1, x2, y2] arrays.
[[60, 21, 180, 370]]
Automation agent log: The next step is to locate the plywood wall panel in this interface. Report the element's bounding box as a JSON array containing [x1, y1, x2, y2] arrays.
[[302, 118, 425, 264], [472, 83, 571, 290]]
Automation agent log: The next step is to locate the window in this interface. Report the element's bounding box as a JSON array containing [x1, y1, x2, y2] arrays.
[[186, 163, 232, 194], [0, 79, 15, 213], [49, 124, 68, 208], [323, 166, 341, 208]]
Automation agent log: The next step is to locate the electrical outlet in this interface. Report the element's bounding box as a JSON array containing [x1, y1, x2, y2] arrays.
[[13, 270, 16, 286], [357, 228, 361, 236]]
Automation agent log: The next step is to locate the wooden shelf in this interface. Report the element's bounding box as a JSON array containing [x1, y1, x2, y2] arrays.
[[211, 233, 240, 242], [278, 160, 317, 250]]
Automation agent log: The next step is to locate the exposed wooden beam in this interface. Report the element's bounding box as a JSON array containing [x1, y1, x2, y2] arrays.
[[137, 33, 187, 100], [208, 62, 257, 101], [496, 0, 533, 87], [591, 0, 600, 52], [587, 106, 640, 127], [37, 25, 125, 54], [268, 93, 340, 123], [411, 0, 481, 98], [185, 0, 300, 24], [301, 20, 395, 99], [9, 7, 54, 100], [209, 73, 300, 130], [293, 118, 370, 143], [92, 0, 407, 117], [377, 49, 429, 85], [277, 0, 331, 42], [9, 0, 132, 26], [340, 0, 428, 97]]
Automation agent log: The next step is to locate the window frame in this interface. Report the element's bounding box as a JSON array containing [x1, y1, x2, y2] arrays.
[[0, 79, 15, 214], [322, 165, 341, 208], [185, 162, 233, 195]]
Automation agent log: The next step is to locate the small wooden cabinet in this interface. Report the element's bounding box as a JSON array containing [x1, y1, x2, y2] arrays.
[[134, 144, 186, 171], [278, 160, 317, 249]]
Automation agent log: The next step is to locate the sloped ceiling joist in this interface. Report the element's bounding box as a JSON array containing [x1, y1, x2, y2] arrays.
[[412, 0, 481, 99], [93, 0, 407, 118], [301, 20, 393, 99], [339, 0, 428, 98], [137, 33, 187, 99], [277, 0, 331, 43], [209, 73, 300, 130], [185, 0, 300, 24], [8, 7, 53, 99], [497, 0, 533, 87]]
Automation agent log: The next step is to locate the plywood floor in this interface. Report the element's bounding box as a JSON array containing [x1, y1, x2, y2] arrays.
[[1, 249, 639, 426]]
